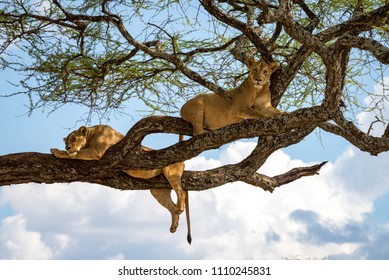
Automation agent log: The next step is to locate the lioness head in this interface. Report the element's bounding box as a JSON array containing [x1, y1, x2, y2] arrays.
[[246, 57, 279, 88], [63, 126, 88, 156]]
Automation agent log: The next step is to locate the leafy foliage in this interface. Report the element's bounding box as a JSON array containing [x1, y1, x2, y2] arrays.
[[1, 0, 386, 121]]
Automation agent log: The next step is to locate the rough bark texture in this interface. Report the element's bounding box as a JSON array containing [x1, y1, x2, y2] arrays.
[[0, 115, 329, 192]]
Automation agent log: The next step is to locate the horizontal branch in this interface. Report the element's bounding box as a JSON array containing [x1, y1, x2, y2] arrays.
[[0, 148, 327, 194], [0, 156, 328, 194], [337, 34, 389, 64], [317, 4, 389, 42]]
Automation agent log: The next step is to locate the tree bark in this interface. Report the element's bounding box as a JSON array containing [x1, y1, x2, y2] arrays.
[[1, 115, 329, 192]]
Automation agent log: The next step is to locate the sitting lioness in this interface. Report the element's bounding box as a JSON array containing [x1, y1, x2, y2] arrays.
[[50, 125, 191, 243], [180, 57, 283, 135]]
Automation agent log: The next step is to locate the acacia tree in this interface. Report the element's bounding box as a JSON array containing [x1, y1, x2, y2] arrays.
[[0, 1, 388, 193]]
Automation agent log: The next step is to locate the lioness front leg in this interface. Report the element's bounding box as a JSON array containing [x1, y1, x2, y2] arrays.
[[50, 147, 104, 160], [232, 104, 273, 119], [67, 148, 104, 160], [260, 106, 286, 116], [50, 148, 70, 158]]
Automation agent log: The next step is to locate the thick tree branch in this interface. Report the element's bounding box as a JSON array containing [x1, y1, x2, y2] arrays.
[[337, 34, 389, 64], [0, 126, 327, 193], [317, 4, 389, 42], [272, 3, 388, 107], [319, 114, 389, 156], [237, 126, 317, 176], [236, 126, 326, 192], [322, 45, 352, 112]]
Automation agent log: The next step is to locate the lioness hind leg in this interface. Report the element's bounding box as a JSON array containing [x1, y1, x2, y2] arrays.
[[150, 189, 180, 233], [163, 162, 186, 214], [180, 96, 206, 136]]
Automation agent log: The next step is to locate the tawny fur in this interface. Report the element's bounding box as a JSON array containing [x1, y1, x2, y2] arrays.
[[50, 125, 191, 242], [180, 57, 284, 136]]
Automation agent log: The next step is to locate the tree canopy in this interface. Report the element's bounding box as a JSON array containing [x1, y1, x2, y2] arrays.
[[0, 0, 388, 192]]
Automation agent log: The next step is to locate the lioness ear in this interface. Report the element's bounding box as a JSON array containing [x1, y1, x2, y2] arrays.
[[269, 62, 280, 72], [245, 57, 256, 67], [78, 126, 87, 135]]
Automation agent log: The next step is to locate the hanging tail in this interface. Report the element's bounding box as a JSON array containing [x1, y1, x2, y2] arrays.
[[180, 134, 192, 244]]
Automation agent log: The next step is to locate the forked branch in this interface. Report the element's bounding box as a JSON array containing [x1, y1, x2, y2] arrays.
[[319, 114, 389, 156]]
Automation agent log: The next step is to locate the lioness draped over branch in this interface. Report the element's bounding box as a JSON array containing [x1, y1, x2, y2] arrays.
[[51, 125, 192, 244], [180, 57, 284, 135]]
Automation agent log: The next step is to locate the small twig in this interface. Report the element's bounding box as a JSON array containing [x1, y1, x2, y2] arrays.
[[367, 116, 384, 135], [148, 22, 178, 54]]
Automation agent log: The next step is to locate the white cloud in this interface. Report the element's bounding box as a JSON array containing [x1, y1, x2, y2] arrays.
[[1, 137, 388, 259], [184, 140, 389, 259], [0, 214, 54, 259]]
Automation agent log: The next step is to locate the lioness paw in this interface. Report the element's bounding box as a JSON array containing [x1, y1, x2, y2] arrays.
[[50, 148, 68, 158]]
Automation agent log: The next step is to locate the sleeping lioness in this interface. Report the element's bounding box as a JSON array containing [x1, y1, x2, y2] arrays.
[[50, 125, 191, 243], [181, 57, 284, 135]]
